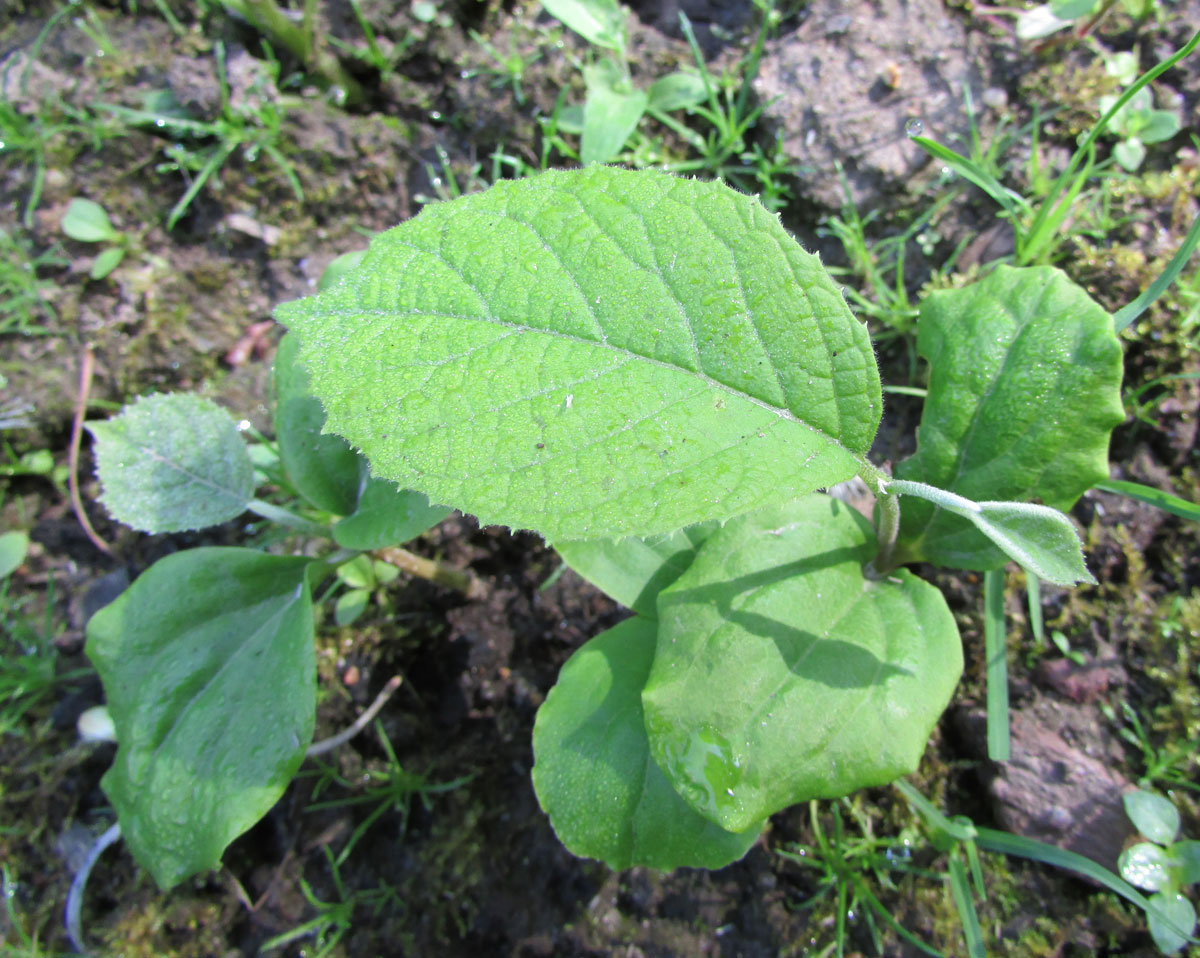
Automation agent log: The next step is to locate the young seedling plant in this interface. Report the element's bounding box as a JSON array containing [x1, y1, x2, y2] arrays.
[[87, 165, 1152, 939]]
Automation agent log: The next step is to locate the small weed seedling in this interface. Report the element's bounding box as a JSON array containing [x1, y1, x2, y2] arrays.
[[1119, 789, 1200, 953], [60, 198, 131, 280], [1097, 86, 1181, 171]]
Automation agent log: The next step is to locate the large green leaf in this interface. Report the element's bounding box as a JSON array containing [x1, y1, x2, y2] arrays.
[[86, 548, 315, 889], [89, 393, 255, 533], [554, 522, 719, 617], [643, 494, 962, 833], [274, 332, 361, 515], [276, 166, 881, 541], [532, 617, 763, 869], [894, 265, 1123, 571]]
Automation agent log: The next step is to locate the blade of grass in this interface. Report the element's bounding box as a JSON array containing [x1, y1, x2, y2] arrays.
[[984, 568, 1009, 762], [948, 853, 986, 958], [1027, 574, 1043, 644], [1094, 479, 1200, 522], [909, 135, 1025, 217], [1113, 212, 1200, 332]]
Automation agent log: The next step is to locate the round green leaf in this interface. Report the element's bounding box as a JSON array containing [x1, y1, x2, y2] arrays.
[[89, 245, 126, 280], [1148, 891, 1196, 955], [85, 548, 316, 889], [0, 530, 29, 578], [643, 494, 963, 832], [532, 617, 763, 870], [62, 197, 118, 243], [277, 166, 880, 540], [1125, 789, 1181, 845], [1120, 841, 1175, 892], [88, 393, 255, 533], [895, 265, 1124, 571]]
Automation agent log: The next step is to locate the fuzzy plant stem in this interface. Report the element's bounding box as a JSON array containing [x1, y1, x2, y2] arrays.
[[65, 822, 122, 956], [375, 546, 486, 599], [246, 499, 332, 538], [856, 459, 900, 573]]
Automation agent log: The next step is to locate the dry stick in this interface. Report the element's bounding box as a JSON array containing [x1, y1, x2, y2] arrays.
[[375, 545, 487, 599], [68, 346, 112, 556], [306, 675, 403, 758]]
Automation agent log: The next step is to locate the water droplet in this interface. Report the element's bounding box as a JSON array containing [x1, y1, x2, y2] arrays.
[[660, 725, 743, 821], [905, 118, 924, 138]]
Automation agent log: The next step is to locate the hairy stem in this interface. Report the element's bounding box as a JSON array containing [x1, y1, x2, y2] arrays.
[[856, 459, 899, 573], [247, 499, 332, 538], [375, 546, 486, 599]]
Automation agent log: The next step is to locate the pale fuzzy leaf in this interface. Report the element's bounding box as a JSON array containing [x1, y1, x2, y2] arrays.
[[89, 393, 255, 533], [277, 166, 881, 541]]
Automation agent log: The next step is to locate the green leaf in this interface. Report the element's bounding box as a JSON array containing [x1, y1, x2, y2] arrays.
[[0, 530, 29, 578], [277, 166, 881, 541], [62, 197, 119, 243], [554, 521, 719, 617], [894, 265, 1123, 571], [540, 0, 624, 51], [647, 71, 708, 112], [642, 494, 963, 832], [89, 393, 256, 533], [888, 480, 1094, 586], [86, 548, 315, 889], [336, 553, 376, 589], [1121, 842, 1175, 892], [89, 245, 126, 280], [274, 332, 362, 516], [581, 60, 648, 165], [1139, 109, 1181, 143], [334, 587, 370, 626], [1173, 840, 1200, 886], [318, 250, 367, 292], [1148, 892, 1197, 954], [1125, 789, 1181, 845], [532, 617, 763, 869], [332, 479, 450, 550], [1049, 0, 1098, 18], [1114, 138, 1146, 172]]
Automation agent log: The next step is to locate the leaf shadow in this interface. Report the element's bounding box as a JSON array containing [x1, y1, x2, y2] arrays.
[[661, 544, 911, 689]]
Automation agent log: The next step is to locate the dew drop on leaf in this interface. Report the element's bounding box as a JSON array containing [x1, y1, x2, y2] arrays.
[[905, 118, 924, 137]]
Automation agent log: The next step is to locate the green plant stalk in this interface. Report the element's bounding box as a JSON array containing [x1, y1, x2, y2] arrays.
[[984, 568, 1010, 761], [375, 545, 484, 598]]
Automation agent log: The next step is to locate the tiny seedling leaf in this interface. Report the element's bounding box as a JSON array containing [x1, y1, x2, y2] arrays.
[[647, 71, 709, 112], [894, 265, 1123, 572], [0, 529, 29, 578], [62, 197, 119, 243], [540, 0, 624, 51], [274, 332, 362, 516], [1148, 892, 1197, 955], [643, 494, 962, 832], [581, 60, 648, 165], [89, 393, 255, 533], [1125, 789, 1181, 845], [532, 617, 763, 869], [335, 587, 370, 626], [1120, 842, 1174, 892], [277, 166, 881, 541], [1175, 840, 1200, 886], [554, 521, 719, 617], [89, 246, 126, 280], [86, 548, 315, 889]]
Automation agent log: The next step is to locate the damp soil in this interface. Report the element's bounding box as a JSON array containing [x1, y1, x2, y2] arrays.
[[1, 1, 1199, 956]]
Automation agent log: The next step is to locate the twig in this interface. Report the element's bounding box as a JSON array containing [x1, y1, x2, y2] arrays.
[[68, 346, 112, 556], [306, 675, 403, 757], [64, 821, 122, 956]]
